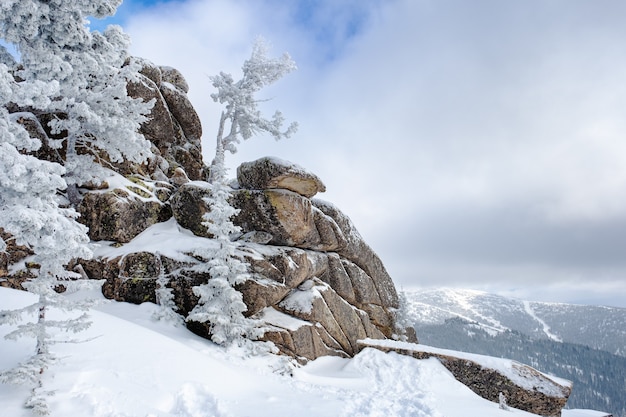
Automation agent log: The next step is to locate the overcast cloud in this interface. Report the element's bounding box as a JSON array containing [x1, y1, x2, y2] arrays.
[[102, 0, 626, 307]]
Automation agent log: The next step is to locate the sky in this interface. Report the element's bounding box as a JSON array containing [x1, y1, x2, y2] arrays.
[[90, 0, 626, 308]]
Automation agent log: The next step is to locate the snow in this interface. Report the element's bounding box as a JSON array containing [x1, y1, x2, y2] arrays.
[[92, 218, 210, 262], [523, 300, 563, 342], [257, 307, 310, 331], [279, 279, 323, 314], [442, 288, 508, 332], [360, 338, 573, 395], [92, 169, 163, 203], [0, 287, 603, 417]]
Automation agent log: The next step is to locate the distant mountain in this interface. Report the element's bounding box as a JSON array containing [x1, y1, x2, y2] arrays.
[[405, 288, 626, 356], [404, 288, 626, 417]]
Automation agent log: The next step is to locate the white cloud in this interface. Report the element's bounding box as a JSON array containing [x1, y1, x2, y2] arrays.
[[123, 0, 626, 307]]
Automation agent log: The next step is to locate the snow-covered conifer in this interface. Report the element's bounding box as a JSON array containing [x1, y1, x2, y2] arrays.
[[1, 63, 93, 414], [499, 392, 510, 411], [153, 254, 184, 326], [184, 37, 298, 351], [0, 1, 142, 409], [186, 173, 264, 348], [209, 37, 298, 183], [0, 0, 154, 205]]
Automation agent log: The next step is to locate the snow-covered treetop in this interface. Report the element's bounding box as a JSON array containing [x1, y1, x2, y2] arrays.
[[1, 0, 154, 204], [209, 37, 298, 183]]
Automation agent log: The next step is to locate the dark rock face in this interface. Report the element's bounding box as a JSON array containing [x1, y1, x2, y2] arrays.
[[170, 182, 211, 236], [78, 189, 170, 243], [0, 228, 34, 290], [127, 59, 207, 181], [159, 66, 189, 94], [159, 82, 202, 142]]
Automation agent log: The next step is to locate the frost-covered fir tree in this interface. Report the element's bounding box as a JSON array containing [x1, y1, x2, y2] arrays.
[[0, 0, 148, 412], [392, 290, 413, 342], [0, 0, 154, 206], [185, 38, 298, 350], [0, 64, 93, 415], [209, 37, 298, 183], [152, 253, 184, 326], [186, 161, 264, 348]]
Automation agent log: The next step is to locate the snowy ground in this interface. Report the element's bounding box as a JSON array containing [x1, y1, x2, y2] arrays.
[[0, 287, 605, 417]]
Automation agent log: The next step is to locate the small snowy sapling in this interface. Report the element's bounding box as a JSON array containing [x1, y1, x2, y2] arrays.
[[499, 392, 510, 411], [153, 253, 184, 325]]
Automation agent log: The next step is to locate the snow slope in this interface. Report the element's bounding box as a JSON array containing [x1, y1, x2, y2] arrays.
[[0, 287, 597, 417]]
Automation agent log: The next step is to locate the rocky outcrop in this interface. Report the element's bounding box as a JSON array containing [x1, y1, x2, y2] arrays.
[[165, 157, 403, 349], [127, 58, 207, 182], [359, 339, 572, 417], [59, 152, 406, 360]]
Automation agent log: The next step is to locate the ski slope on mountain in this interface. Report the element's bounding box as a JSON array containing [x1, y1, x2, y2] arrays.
[[405, 287, 626, 356], [405, 287, 624, 417], [0, 286, 597, 417]]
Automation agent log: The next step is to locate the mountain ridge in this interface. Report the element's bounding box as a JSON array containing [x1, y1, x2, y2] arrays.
[[404, 287, 626, 417], [405, 287, 626, 356]]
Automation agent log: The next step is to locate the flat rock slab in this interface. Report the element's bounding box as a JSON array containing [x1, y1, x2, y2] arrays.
[[358, 339, 572, 417]]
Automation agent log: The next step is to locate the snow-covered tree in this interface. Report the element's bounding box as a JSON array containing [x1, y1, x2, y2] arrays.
[[499, 392, 510, 411], [184, 38, 298, 350], [0, 0, 148, 411], [0, 0, 154, 205], [186, 174, 264, 348], [209, 37, 298, 183], [185, 38, 298, 350], [152, 253, 184, 326], [0, 64, 93, 415]]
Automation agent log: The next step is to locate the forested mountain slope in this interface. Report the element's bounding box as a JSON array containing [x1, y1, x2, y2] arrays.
[[405, 289, 626, 417]]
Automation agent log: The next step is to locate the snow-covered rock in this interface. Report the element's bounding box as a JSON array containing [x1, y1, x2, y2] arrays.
[[78, 187, 170, 243], [127, 59, 207, 181], [359, 339, 573, 417]]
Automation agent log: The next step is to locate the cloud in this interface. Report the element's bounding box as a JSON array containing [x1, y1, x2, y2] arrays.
[[122, 0, 626, 307]]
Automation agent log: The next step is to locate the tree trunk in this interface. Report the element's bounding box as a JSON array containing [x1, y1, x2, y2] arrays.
[[209, 111, 227, 184], [35, 296, 47, 375], [65, 136, 81, 207]]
